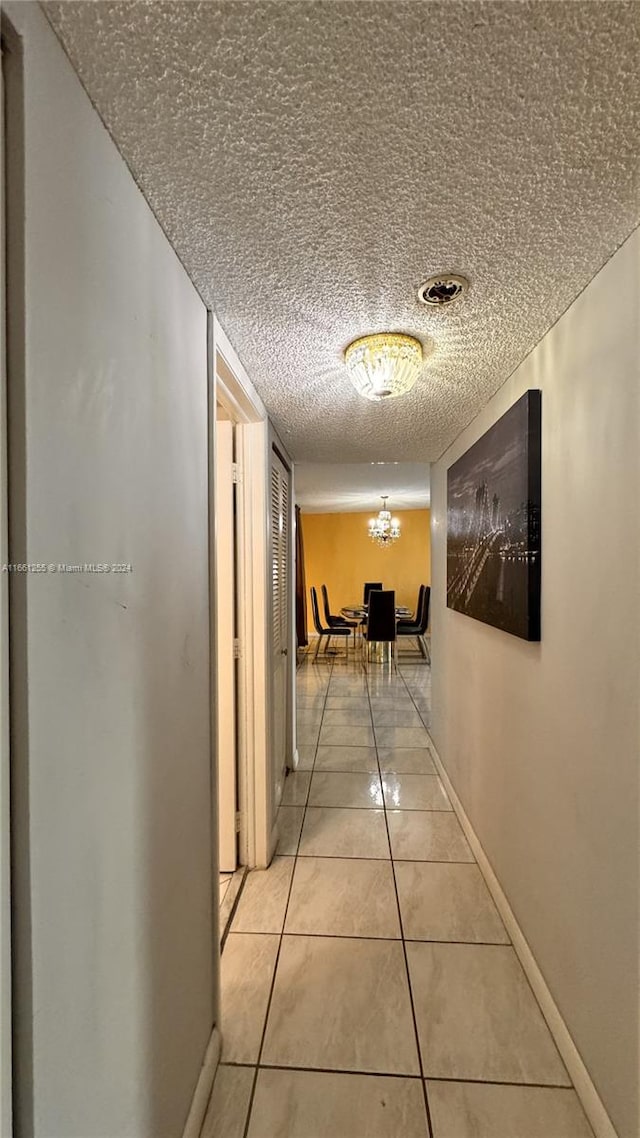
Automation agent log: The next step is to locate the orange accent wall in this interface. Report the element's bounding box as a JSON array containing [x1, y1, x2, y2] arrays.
[[302, 509, 431, 633]]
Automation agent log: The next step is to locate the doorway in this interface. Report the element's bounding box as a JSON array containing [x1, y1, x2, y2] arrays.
[[215, 401, 239, 881], [211, 319, 275, 883]]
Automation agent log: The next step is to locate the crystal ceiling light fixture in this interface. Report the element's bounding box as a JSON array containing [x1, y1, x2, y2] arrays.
[[368, 496, 401, 547], [344, 332, 423, 401]]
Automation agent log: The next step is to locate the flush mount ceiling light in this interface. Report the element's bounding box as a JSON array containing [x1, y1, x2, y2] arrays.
[[418, 273, 469, 307], [344, 333, 423, 401], [368, 496, 401, 547]]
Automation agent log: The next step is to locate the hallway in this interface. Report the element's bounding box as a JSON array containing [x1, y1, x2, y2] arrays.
[[2, 5, 637, 1135], [207, 649, 593, 1138]]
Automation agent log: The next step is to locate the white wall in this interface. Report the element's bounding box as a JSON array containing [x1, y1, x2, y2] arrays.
[[431, 230, 639, 1138], [5, 5, 215, 1136]]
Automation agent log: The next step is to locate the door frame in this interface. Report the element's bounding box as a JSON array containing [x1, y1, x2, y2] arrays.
[[0, 31, 13, 1138], [213, 414, 237, 873], [210, 317, 275, 868]]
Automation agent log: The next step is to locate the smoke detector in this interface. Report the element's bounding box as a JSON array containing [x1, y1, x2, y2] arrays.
[[418, 273, 469, 307]]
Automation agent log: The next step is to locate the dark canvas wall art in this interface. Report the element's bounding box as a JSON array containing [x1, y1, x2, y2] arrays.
[[447, 390, 541, 641]]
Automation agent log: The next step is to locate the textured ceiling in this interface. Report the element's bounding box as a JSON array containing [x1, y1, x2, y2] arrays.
[[296, 462, 430, 514], [44, 1, 639, 462]]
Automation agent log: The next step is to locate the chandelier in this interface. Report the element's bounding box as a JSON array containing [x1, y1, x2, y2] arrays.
[[368, 497, 401, 547], [344, 333, 423, 401]]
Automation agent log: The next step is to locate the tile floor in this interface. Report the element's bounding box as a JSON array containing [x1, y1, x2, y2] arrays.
[[219, 873, 234, 907], [204, 649, 594, 1138], [219, 868, 247, 946]]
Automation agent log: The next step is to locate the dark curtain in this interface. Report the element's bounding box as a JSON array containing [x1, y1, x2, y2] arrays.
[[295, 505, 308, 648]]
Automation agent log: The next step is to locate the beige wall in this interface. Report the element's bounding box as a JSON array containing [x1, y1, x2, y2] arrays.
[[431, 229, 639, 1138], [6, 6, 214, 1136], [303, 508, 430, 633]]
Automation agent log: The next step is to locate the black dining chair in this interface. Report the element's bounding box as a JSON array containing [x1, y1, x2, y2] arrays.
[[364, 589, 397, 669], [397, 585, 431, 661], [397, 584, 426, 630], [310, 586, 352, 661], [363, 582, 383, 605], [321, 585, 357, 632]]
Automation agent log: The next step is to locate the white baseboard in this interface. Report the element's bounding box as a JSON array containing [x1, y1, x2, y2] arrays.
[[181, 1025, 221, 1138], [427, 734, 618, 1138], [291, 747, 300, 772]]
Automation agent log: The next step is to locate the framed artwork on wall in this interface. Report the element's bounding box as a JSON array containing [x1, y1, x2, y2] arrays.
[[447, 390, 542, 641]]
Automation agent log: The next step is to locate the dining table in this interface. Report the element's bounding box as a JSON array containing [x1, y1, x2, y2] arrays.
[[340, 604, 413, 621], [340, 602, 413, 663], [340, 603, 412, 645]]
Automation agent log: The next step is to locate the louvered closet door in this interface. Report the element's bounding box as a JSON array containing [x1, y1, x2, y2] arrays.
[[271, 449, 291, 807]]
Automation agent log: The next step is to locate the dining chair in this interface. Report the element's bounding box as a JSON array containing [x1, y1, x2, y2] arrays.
[[363, 581, 383, 605], [310, 586, 351, 661], [321, 585, 357, 631], [397, 584, 426, 630], [364, 589, 397, 669], [397, 585, 431, 661]]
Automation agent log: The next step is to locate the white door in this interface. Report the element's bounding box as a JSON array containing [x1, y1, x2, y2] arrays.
[[216, 419, 237, 872], [271, 450, 291, 807]]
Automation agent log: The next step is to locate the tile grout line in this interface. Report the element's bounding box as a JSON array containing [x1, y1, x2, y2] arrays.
[[276, 852, 477, 864], [240, 651, 336, 1138], [365, 663, 435, 1138], [290, 803, 454, 813], [225, 1058, 577, 1091], [224, 930, 511, 945]]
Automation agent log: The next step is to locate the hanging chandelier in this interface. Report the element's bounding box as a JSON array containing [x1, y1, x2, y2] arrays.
[[368, 497, 401, 547], [344, 333, 423, 401]]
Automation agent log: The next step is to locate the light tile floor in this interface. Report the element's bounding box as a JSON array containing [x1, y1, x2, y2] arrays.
[[219, 873, 233, 907], [204, 649, 594, 1138], [219, 868, 247, 946]]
